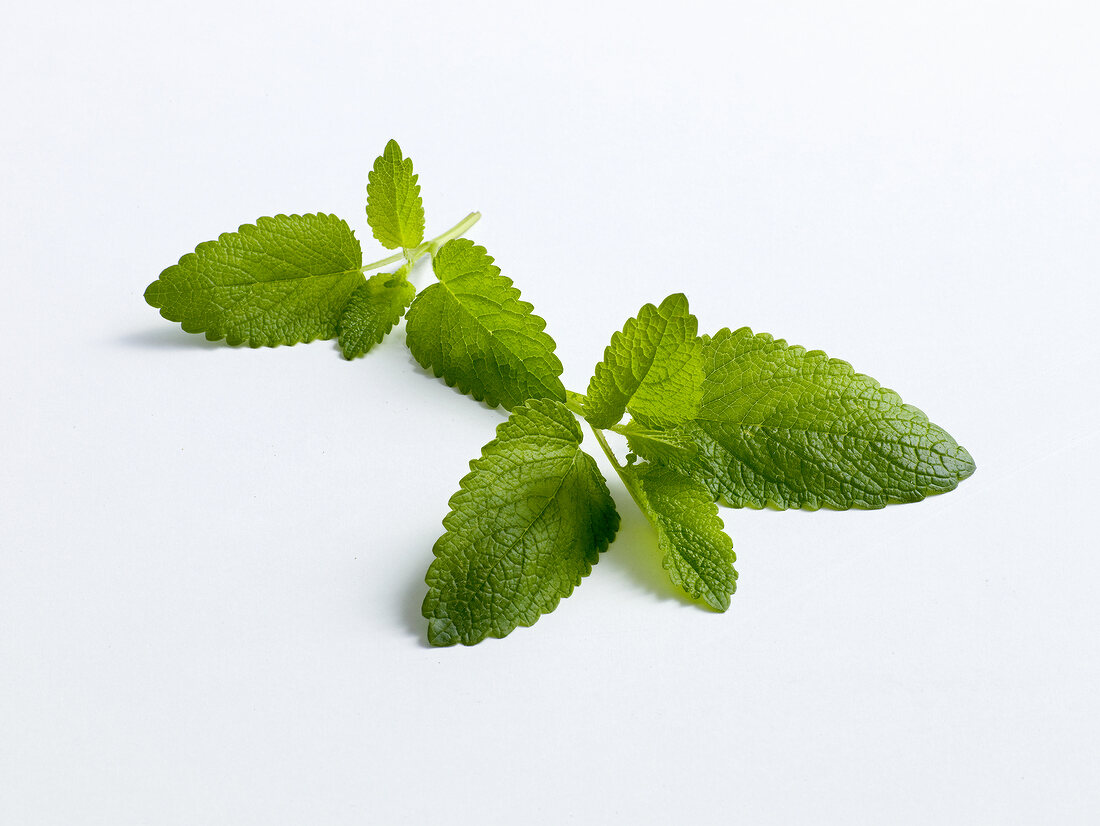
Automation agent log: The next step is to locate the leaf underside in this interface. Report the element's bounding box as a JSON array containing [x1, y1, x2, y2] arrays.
[[629, 464, 737, 611], [404, 238, 566, 410], [423, 398, 620, 646], [623, 425, 700, 465], [584, 293, 702, 429], [366, 139, 425, 250], [632, 327, 976, 510], [337, 268, 416, 359], [143, 213, 364, 348]]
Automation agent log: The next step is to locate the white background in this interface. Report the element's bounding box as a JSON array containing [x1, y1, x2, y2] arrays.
[[3, 1, 1098, 823]]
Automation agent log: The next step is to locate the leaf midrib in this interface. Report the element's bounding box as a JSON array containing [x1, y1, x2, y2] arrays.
[[463, 446, 584, 620], [435, 272, 561, 398], [187, 261, 363, 288], [641, 471, 730, 607], [621, 310, 675, 398]]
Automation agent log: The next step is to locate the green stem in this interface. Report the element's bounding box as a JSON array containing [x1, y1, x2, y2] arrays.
[[567, 387, 646, 511], [589, 423, 648, 514], [427, 211, 481, 256], [359, 250, 406, 273], [589, 424, 623, 471], [359, 211, 482, 274]]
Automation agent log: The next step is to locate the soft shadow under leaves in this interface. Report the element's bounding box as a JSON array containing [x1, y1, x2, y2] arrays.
[[118, 327, 227, 350]]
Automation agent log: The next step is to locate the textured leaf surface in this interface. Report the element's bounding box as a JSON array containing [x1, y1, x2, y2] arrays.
[[623, 424, 699, 465], [423, 398, 620, 646], [628, 465, 737, 611], [404, 239, 566, 410], [366, 139, 424, 250], [144, 213, 363, 347], [584, 293, 703, 429], [337, 267, 415, 359], [633, 327, 976, 509]]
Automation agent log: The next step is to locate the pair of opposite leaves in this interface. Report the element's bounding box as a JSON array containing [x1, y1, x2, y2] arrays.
[[422, 291, 974, 645], [144, 141, 975, 646], [145, 141, 428, 358]]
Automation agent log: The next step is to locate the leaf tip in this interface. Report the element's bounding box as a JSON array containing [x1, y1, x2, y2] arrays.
[[425, 619, 462, 647], [660, 292, 690, 312], [955, 444, 977, 480], [143, 279, 163, 308]]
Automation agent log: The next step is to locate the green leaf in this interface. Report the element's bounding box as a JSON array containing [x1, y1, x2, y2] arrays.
[[633, 327, 976, 509], [622, 424, 699, 465], [337, 267, 416, 359], [584, 293, 703, 429], [404, 239, 567, 410], [143, 213, 363, 348], [366, 139, 425, 250], [423, 398, 620, 646], [627, 464, 737, 611]]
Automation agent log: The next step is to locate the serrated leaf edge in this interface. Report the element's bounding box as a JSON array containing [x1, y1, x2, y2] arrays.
[[584, 293, 699, 429], [692, 326, 976, 510], [337, 270, 415, 359], [406, 240, 566, 409], [366, 140, 425, 250], [633, 466, 737, 611], [144, 213, 364, 348], [422, 398, 619, 646]]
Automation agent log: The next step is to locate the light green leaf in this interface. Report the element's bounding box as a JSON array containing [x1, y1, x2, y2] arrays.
[[143, 213, 363, 347], [366, 139, 425, 250], [584, 293, 703, 429], [337, 267, 416, 359], [633, 327, 975, 509], [404, 239, 567, 410], [627, 464, 737, 611], [423, 398, 620, 646], [623, 424, 699, 465]]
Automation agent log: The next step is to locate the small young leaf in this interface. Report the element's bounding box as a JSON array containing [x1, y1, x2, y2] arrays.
[[144, 213, 363, 347], [423, 398, 620, 646], [622, 424, 699, 464], [366, 139, 425, 250], [632, 328, 976, 509], [627, 464, 737, 611], [584, 293, 703, 429], [404, 239, 566, 410], [337, 267, 416, 359]]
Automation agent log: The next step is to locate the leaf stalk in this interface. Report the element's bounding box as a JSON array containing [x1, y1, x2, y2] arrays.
[[359, 211, 482, 274]]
